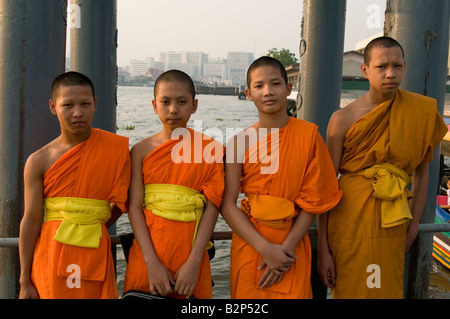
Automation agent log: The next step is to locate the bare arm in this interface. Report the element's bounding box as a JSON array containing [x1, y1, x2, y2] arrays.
[[19, 155, 44, 299], [221, 137, 298, 289], [127, 143, 174, 296], [317, 111, 346, 289], [256, 209, 315, 289], [106, 155, 132, 228], [221, 160, 267, 251], [406, 161, 429, 252]]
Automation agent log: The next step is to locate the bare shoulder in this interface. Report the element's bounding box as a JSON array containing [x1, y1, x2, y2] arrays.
[[24, 149, 46, 180], [328, 107, 353, 138], [329, 97, 371, 137], [25, 138, 67, 178], [130, 133, 164, 161]]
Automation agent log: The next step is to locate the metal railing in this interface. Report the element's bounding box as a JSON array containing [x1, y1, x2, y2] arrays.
[[1, 223, 449, 248]]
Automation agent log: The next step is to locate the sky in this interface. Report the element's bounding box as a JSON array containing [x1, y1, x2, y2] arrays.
[[115, 0, 387, 67]]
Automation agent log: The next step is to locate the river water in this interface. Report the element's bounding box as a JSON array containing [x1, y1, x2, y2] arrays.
[[114, 85, 450, 299]]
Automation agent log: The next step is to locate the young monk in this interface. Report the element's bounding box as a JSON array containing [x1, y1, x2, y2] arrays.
[[221, 56, 342, 299], [123, 70, 224, 299], [318, 36, 448, 299], [19, 71, 131, 299]]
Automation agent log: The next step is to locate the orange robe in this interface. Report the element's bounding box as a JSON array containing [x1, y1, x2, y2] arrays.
[[31, 128, 131, 299], [230, 117, 342, 299], [123, 129, 224, 299], [328, 89, 447, 298]]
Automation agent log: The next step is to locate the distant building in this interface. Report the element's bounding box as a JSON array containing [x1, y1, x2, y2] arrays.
[[130, 58, 154, 77], [163, 51, 185, 72], [186, 51, 209, 80], [285, 63, 299, 89], [118, 66, 131, 83], [354, 32, 383, 54], [203, 58, 228, 84], [161, 51, 209, 80], [154, 61, 165, 72], [342, 51, 364, 77], [168, 62, 192, 76], [286, 51, 364, 89], [227, 52, 254, 86], [145, 68, 164, 80]]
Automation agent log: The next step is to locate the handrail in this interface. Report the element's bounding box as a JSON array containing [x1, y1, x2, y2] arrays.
[[1, 223, 449, 247], [0, 231, 234, 248]]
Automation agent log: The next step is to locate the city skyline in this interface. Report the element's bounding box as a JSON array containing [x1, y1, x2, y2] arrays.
[[121, 51, 256, 86], [116, 0, 387, 67]]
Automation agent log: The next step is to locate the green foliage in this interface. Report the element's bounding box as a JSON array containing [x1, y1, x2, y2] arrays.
[[121, 124, 135, 130], [266, 48, 298, 67]]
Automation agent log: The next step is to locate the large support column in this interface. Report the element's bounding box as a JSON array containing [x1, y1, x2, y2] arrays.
[[69, 0, 118, 133], [298, 0, 347, 139], [0, 0, 66, 298], [298, 0, 347, 299], [384, 0, 450, 298], [68, 0, 118, 262]]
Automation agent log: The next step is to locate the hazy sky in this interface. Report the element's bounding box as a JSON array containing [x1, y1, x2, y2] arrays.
[[116, 0, 387, 66]]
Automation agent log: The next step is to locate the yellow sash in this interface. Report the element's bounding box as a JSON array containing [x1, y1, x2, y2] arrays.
[[241, 193, 298, 229], [144, 184, 212, 249], [44, 197, 111, 248], [351, 162, 413, 228]]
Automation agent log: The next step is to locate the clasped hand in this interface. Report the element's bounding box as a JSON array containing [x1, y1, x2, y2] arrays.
[[147, 259, 198, 299], [257, 243, 297, 289]]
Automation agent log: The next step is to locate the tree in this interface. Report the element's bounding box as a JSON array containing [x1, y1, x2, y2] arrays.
[[266, 48, 298, 67]]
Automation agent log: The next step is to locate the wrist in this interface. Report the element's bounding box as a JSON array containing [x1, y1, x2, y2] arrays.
[[255, 240, 272, 256], [407, 219, 420, 231], [19, 274, 33, 286], [187, 247, 205, 265]]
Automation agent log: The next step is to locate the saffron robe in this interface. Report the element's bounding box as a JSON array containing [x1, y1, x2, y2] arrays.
[[123, 129, 224, 299], [31, 128, 131, 299], [328, 89, 447, 299], [230, 117, 342, 299]]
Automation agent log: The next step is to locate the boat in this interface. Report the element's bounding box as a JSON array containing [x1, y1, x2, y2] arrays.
[[433, 117, 450, 270], [433, 204, 450, 270]]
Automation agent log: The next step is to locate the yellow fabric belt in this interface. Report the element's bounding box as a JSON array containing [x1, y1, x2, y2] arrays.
[[241, 193, 297, 229], [349, 162, 413, 228], [44, 197, 111, 248], [144, 184, 212, 249]]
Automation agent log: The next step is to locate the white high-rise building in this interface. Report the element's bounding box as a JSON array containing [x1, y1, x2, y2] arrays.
[[130, 58, 154, 77], [186, 52, 209, 80], [161, 51, 209, 80], [204, 58, 228, 83], [227, 52, 254, 86]]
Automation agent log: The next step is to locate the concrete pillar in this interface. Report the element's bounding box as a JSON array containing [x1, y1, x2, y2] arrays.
[[384, 0, 450, 298], [298, 0, 347, 299], [0, 0, 66, 298], [68, 0, 118, 133], [298, 0, 347, 139]]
